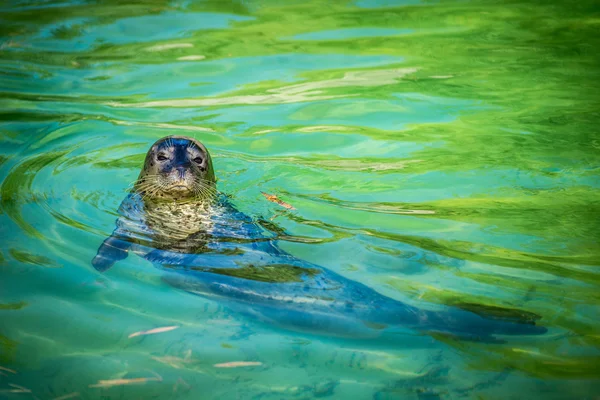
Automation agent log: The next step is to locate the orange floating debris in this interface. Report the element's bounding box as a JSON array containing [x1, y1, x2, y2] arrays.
[[213, 361, 262, 368], [128, 325, 179, 338], [260, 192, 295, 210]]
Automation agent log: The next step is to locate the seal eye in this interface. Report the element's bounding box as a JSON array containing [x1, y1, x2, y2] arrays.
[[157, 154, 168, 161], [193, 157, 203, 164]]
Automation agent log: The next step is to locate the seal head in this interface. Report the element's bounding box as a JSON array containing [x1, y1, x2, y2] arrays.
[[134, 136, 216, 201]]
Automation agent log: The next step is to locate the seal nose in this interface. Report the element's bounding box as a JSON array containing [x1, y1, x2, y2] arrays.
[[176, 167, 186, 180]]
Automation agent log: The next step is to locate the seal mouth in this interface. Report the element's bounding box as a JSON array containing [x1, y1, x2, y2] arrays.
[[170, 184, 190, 192]]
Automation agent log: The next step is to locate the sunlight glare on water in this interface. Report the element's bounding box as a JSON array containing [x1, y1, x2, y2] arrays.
[[0, 0, 599, 399]]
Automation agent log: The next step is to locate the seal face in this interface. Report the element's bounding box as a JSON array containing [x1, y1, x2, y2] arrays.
[[92, 135, 230, 270], [135, 136, 216, 202]]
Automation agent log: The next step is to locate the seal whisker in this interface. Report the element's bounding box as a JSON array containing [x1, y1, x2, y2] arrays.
[[193, 179, 217, 201], [193, 184, 207, 200], [196, 186, 212, 201], [127, 178, 147, 191]]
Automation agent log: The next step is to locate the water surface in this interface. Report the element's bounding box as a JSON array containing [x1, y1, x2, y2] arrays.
[[1, 0, 599, 398]]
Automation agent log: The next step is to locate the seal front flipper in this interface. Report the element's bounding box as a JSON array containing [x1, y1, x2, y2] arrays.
[[92, 233, 132, 272]]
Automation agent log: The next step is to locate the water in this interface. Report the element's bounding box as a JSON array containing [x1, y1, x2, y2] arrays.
[[1, 0, 599, 398]]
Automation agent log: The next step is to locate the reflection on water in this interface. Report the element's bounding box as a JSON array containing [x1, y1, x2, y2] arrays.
[[1, 0, 599, 398]]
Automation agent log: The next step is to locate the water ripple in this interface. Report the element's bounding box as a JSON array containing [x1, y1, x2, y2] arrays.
[[0, 0, 599, 397]]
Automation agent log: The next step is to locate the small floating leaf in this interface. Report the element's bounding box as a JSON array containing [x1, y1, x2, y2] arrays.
[[128, 325, 179, 338], [8, 383, 30, 393], [0, 366, 17, 374], [260, 192, 296, 210], [214, 361, 262, 368], [53, 392, 80, 400], [89, 376, 162, 388], [151, 351, 193, 369]]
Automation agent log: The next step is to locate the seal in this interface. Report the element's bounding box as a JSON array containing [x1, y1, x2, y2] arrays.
[[93, 135, 546, 341], [93, 135, 283, 270]]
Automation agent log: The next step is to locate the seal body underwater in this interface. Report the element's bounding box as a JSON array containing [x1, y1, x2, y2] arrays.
[[93, 136, 547, 341]]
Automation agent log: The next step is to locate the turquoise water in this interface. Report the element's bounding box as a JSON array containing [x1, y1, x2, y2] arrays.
[[1, 0, 599, 398]]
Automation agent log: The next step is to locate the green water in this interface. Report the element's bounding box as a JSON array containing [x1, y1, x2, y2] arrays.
[[1, 0, 599, 398]]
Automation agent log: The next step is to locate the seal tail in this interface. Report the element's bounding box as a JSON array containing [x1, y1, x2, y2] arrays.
[[419, 303, 547, 339]]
